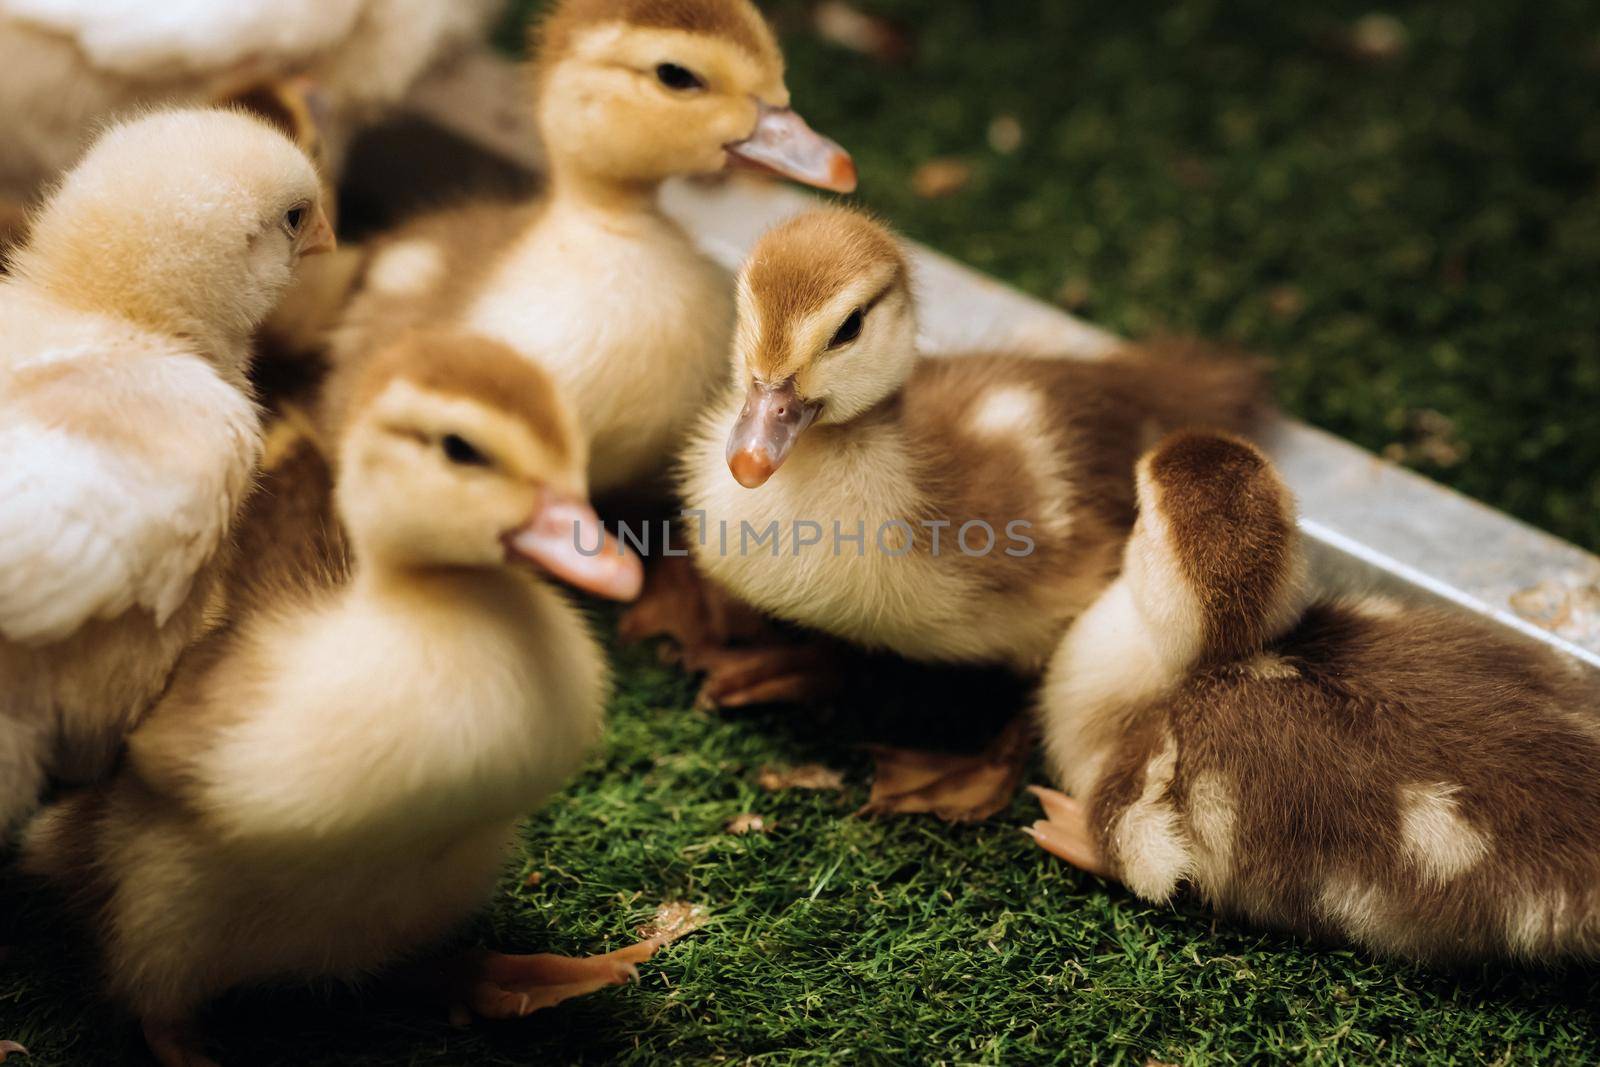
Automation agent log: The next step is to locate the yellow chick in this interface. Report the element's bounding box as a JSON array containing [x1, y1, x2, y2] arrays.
[[22, 332, 648, 1067], [0, 108, 333, 838], [322, 0, 855, 499], [1031, 431, 1600, 964]]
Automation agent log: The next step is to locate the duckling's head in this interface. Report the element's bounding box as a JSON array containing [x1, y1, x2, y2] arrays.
[[533, 0, 854, 192], [1125, 431, 1305, 663], [724, 207, 914, 488], [337, 332, 643, 600], [15, 108, 334, 365]]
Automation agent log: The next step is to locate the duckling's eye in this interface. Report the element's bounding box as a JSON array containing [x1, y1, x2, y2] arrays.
[[282, 203, 307, 236], [655, 63, 706, 92], [828, 308, 865, 349], [441, 433, 489, 467]]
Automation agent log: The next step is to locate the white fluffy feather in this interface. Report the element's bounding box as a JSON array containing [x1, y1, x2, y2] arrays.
[[0, 0, 366, 76], [0, 0, 502, 198], [0, 341, 257, 646]]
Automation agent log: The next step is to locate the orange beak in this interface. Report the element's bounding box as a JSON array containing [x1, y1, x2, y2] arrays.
[[299, 204, 337, 256], [725, 377, 822, 489], [506, 492, 643, 601], [725, 102, 857, 194]]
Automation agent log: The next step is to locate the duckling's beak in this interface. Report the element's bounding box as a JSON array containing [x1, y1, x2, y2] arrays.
[[726, 377, 821, 489], [508, 494, 643, 601], [300, 205, 337, 256], [725, 102, 857, 194]]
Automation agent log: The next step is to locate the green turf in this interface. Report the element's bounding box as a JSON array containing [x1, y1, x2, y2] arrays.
[[7, 634, 1600, 1065], [7, 0, 1600, 1063]]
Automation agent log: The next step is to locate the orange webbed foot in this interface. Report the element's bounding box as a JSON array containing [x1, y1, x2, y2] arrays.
[[617, 554, 713, 658], [618, 554, 766, 656], [454, 939, 663, 1021], [858, 716, 1035, 824], [684, 642, 843, 710], [618, 550, 842, 709], [1025, 785, 1113, 877]]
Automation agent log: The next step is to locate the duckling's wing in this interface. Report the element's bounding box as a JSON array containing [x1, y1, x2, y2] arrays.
[[0, 365, 259, 646]]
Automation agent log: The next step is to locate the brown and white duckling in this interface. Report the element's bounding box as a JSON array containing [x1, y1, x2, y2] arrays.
[[321, 0, 855, 500], [22, 332, 647, 1067], [0, 108, 333, 839], [663, 207, 1265, 818], [1030, 431, 1600, 963]]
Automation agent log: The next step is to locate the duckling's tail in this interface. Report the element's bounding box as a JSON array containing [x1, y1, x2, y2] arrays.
[[1124, 431, 1307, 664], [1117, 337, 1274, 441]]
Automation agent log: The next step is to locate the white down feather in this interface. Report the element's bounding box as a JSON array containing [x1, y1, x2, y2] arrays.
[[0, 0, 368, 77], [0, 337, 259, 647]]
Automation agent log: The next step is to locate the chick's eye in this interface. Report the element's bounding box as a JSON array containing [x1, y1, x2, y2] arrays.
[[282, 204, 306, 235], [442, 433, 489, 466], [828, 308, 864, 349], [655, 63, 705, 91]]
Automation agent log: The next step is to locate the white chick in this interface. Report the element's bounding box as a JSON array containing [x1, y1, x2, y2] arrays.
[[0, 107, 333, 838]]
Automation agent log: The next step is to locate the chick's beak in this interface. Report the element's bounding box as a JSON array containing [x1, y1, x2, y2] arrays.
[[507, 493, 643, 601], [299, 205, 337, 256], [725, 377, 821, 489], [725, 101, 857, 194]]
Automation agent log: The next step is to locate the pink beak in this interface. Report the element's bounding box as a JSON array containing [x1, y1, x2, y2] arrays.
[[726, 102, 857, 194], [300, 203, 337, 256], [507, 494, 643, 601], [725, 377, 822, 489]]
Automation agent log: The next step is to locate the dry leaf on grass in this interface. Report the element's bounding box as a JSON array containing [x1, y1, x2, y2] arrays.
[[1056, 275, 1092, 311], [757, 763, 845, 792], [725, 812, 771, 834], [1348, 13, 1408, 62], [637, 901, 709, 945], [1381, 409, 1468, 468], [987, 114, 1024, 155], [911, 158, 973, 199], [812, 0, 911, 62], [1264, 284, 1306, 320]]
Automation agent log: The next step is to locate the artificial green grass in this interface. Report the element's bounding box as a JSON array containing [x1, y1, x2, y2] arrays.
[[6, 0, 1600, 1063], [6, 634, 1600, 1064]]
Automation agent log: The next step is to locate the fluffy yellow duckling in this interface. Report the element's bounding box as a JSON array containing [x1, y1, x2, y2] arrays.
[[0, 108, 333, 838], [23, 332, 647, 1067], [322, 0, 855, 499], [661, 207, 1266, 818], [1030, 431, 1600, 963]]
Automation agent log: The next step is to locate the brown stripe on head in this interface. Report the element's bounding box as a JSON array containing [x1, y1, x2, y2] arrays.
[[740, 207, 908, 380], [535, 0, 778, 64], [351, 331, 577, 467], [1138, 431, 1301, 661]]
